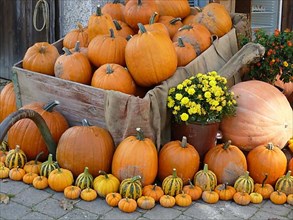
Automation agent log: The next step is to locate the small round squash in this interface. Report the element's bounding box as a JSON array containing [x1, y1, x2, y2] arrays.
[[119, 175, 142, 200], [33, 176, 49, 190], [137, 196, 156, 210], [270, 191, 287, 205], [234, 171, 254, 194], [159, 195, 176, 208], [194, 163, 217, 191], [214, 183, 236, 201], [48, 167, 74, 192], [80, 187, 97, 202], [93, 170, 120, 198], [106, 192, 122, 207], [0, 166, 9, 179], [175, 192, 192, 207], [40, 154, 58, 178], [118, 197, 137, 213], [9, 167, 25, 181], [75, 167, 94, 190], [162, 168, 183, 197], [182, 179, 202, 201], [233, 191, 251, 206], [64, 185, 81, 200], [274, 170, 293, 195], [287, 194, 293, 205], [202, 190, 219, 204], [142, 183, 164, 202], [23, 151, 43, 174], [5, 145, 27, 169], [249, 192, 263, 204], [254, 173, 274, 199], [22, 172, 38, 184]]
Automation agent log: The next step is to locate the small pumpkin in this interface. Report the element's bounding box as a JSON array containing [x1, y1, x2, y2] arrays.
[[40, 154, 58, 178], [80, 187, 97, 202], [214, 183, 236, 201], [119, 175, 142, 200], [287, 194, 293, 205], [0, 82, 17, 122], [162, 168, 183, 197], [270, 190, 287, 205], [48, 167, 74, 192], [182, 179, 202, 201], [75, 167, 94, 190], [9, 166, 25, 181], [202, 190, 219, 204], [159, 195, 176, 208], [142, 183, 164, 202], [105, 192, 122, 207], [274, 170, 293, 195], [118, 197, 137, 213], [254, 173, 274, 199], [0, 166, 9, 179], [234, 171, 254, 194], [249, 192, 263, 204], [22, 172, 38, 184], [175, 192, 192, 207], [233, 191, 251, 206], [0, 150, 7, 164], [137, 196, 156, 210], [64, 185, 81, 200], [23, 151, 43, 174], [288, 137, 293, 153], [194, 163, 217, 191], [63, 23, 89, 49], [93, 170, 120, 198], [5, 145, 27, 169], [173, 37, 197, 67], [33, 176, 49, 190]]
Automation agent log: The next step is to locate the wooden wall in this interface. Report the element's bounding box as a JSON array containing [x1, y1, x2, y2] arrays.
[[0, 0, 58, 80]]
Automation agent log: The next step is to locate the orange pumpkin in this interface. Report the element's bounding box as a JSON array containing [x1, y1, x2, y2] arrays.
[[7, 101, 69, 161], [22, 42, 59, 76], [202, 190, 219, 204], [194, 3, 232, 37], [9, 167, 25, 181], [142, 183, 164, 202], [33, 176, 49, 190], [111, 127, 158, 186], [56, 119, 115, 177], [155, 0, 190, 19], [141, 12, 170, 37], [125, 23, 177, 87], [247, 143, 287, 185], [118, 197, 137, 213], [214, 183, 236, 201], [204, 140, 247, 185], [22, 172, 38, 184], [158, 16, 183, 39], [159, 195, 176, 208], [48, 167, 74, 192], [270, 190, 287, 205], [64, 185, 81, 200], [91, 63, 136, 95], [158, 136, 200, 185], [182, 179, 202, 201], [254, 174, 274, 199], [289, 158, 293, 174], [173, 37, 197, 67], [0, 82, 17, 122], [233, 191, 251, 206], [220, 80, 293, 151], [63, 23, 89, 49], [113, 20, 135, 40], [105, 192, 122, 207], [101, 0, 125, 22]]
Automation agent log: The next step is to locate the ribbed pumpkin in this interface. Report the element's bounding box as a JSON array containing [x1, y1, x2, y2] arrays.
[[56, 119, 115, 177], [9, 167, 25, 181], [123, 0, 159, 32], [88, 29, 127, 68], [162, 168, 183, 197], [75, 167, 94, 190], [220, 80, 293, 151], [201, 190, 219, 204], [182, 179, 202, 201], [233, 191, 251, 206], [141, 12, 169, 37], [234, 171, 254, 194], [247, 143, 287, 185], [22, 42, 59, 76], [0, 166, 10, 179], [193, 163, 217, 191], [33, 176, 49, 190], [40, 154, 58, 178], [5, 145, 27, 169], [119, 175, 142, 200], [113, 20, 135, 40], [274, 171, 293, 195], [87, 5, 116, 41], [101, 0, 125, 22], [254, 174, 274, 199], [173, 37, 197, 67], [93, 170, 120, 198], [175, 192, 192, 207], [172, 23, 212, 55], [0, 82, 17, 122], [118, 197, 137, 213], [158, 16, 183, 39], [111, 127, 158, 186], [159, 195, 176, 208], [91, 63, 136, 95], [214, 183, 236, 201], [158, 136, 200, 185], [142, 183, 164, 202], [155, 0, 190, 19], [137, 196, 156, 210], [204, 140, 247, 185], [54, 46, 92, 85], [270, 190, 287, 205], [23, 151, 43, 174], [106, 192, 122, 207], [64, 185, 81, 200], [23, 172, 38, 185], [63, 23, 89, 49], [80, 188, 97, 201], [7, 101, 69, 161], [125, 23, 177, 87], [48, 167, 74, 192], [194, 2, 232, 37]]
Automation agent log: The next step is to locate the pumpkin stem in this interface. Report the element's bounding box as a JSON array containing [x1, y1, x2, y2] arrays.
[[46, 154, 54, 164], [43, 100, 60, 112], [285, 170, 291, 178], [77, 22, 83, 32], [74, 41, 81, 52], [109, 29, 115, 38], [106, 64, 114, 74], [267, 142, 274, 150], [177, 37, 185, 48], [152, 183, 157, 190], [170, 17, 182, 25], [261, 173, 268, 187], [135, 128, 145, 141], [131, 175, 141, 183], [244, 171, 250, 179], [15, 145, 21, 152], [224, 182, 228, 190], [181, 136, 187, 148], [223, 140, 232, 150], [137, 23, 147, 34], [137, 0, 142, 6], [178, 25, 193, 32], [113, 20, 122, 31], [62, 47, 72, 55], [34, 151, 44, 164], [96, 5, 102, 16], [203, 163, 209, 173], [113, 0, 121, 4], [0, 109, 57, 160], [99, 170, 109, 179], [172, 168, 178, 178], [81, 119, 91, 126], [126, 35, 133, 41], [83, 167, 90, 176], [149, 12, 158, 25], [188, 179, 195, 188], [39, 46, 47, 54]]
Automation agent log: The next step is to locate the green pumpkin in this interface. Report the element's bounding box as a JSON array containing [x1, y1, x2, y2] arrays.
[[162, 168, 183, 196], [275, 170, 293, 195], [40, 154, 58, 177], [194, 163, 217, 191], [75, 167, 94, 190], [119, 175, 142, 200], [234, 171, 254, 194], [5, 145, 27, 169]]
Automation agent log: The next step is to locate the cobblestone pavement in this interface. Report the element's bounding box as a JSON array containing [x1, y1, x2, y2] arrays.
[[0, 179, 292, 220]]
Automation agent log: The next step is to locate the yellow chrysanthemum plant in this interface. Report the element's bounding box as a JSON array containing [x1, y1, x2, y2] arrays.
[[167, 71, 237, 124]]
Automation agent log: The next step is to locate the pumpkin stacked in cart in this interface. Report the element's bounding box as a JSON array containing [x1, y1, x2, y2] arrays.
[[0, 82, 17, 122]]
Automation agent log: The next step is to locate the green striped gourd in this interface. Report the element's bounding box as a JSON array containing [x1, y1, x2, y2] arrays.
[[274, 170, 293, 195], [75, 167, 94, 190], [162, 168, 183, 196], [40, 154, 58, 177], [0, 141, 8, 151], [5, 145, 27, 169], [234, 171, 254, 194], [194, 163, 217, 191], [119, 175, 142, 200]]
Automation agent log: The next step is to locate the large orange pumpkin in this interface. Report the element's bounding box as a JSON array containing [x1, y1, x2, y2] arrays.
[[63, 23, 89, 49], [157, 16, 184, 39], [158, 136, 200, 185], [101, 0, 125, 22], [220, 80, 293, 151], [204, 140, 247, 185], [56, 119, 115, 177], [7, 101, 69, 161], [113, 20, 135, 40], [173, 37, 197, 67], [111, 128, 158, 186], [0, 82, 17, 122], [22, 42, 59, 76], [155, 0, 190, 19], [125, 23, 177, 87]]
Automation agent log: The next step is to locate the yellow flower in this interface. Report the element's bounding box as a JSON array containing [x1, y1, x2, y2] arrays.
[[204, 91, 211, 98], [216, 106, 222, 112], [181, 97, 189, 105], [175, 93, 183, 100], [167, 99, 175, 108], [187, 88, 195, 95], [209, 80, 217, 87], [177, 84, 183, 90], [283, 61, 288, 67], [180, 113, 189, 121]]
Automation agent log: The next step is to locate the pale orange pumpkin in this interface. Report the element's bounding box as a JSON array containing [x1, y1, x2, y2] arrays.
[[0, 82, 17, 122]]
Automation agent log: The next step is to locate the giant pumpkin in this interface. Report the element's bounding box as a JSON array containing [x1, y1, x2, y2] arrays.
[[0, 82, 17, 122], [220, 80, 293, 151]]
